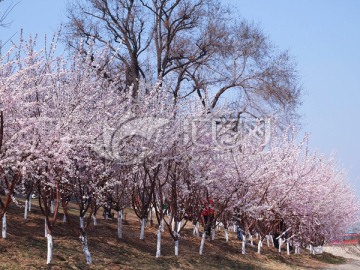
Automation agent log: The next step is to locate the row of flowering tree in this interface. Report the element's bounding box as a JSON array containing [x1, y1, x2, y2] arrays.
[[0, 36, 359, 265]]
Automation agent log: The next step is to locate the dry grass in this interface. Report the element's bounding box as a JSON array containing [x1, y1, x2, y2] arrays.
[[0, 200, 346, 269]]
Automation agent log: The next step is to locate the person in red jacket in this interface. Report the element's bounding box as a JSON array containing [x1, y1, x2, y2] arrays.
[[201, 199, 215, 236]]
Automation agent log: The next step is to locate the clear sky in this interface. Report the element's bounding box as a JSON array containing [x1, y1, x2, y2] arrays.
[[1, 0, 360, 195], [0, 0, 66, 50], [223, 0, 360, 195]]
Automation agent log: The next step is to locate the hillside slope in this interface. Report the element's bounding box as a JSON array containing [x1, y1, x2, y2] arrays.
[[0, 200, 347, 270]]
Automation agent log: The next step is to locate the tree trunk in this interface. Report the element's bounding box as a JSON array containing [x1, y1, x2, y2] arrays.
[[242, 234, 246, 254], [140, 218, 146, 240], [117, 210, 123, 239], [51, 200, 55, 214], [199, 232, 206, 255], [174, 239, 179, 256], [28, 195, 32, 212], [193, 222, 199, 237], [309, 244, 314, 254], [45, 218, 48, 237], [93, 214, 97, 226], [156, 228, 162, 258], [80, 216, 84, 229], [177, 220, 182, 233], [211, 227, 215, 241], [278, 238, 283, 253], [258, 239, 262, 254], [266, 235, 270, 247], [160, 219, 165, 232], [174, 228, 179, 256], [46, 234, 53, 264], [80, 234, 92, 264], [171, 218, 175, 232], [149, 207, 153, 227], [287, 241, 290, 255], [2, 213, 6, 239], [24, 200, 28, 220], [250, 234, 254, 246], [225, 228, 229, 242], [62, 214, 67, 223]]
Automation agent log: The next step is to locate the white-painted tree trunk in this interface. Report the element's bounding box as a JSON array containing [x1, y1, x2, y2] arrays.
[[250, 234, 254, 246], [199, 232, 206, 255], [242, 234, 246, 254], [278, 238, 283, 253], [160, 218, 165, 232], [177, 220, 182, 233], [211, 227, 215, 240], [28, 195, 32, 211], [256, 233, 259, 240], [271, 235, 275, 247], [266, 235, 270, 247], [46, 234, 53, 264], [258, 239, 263, 254], [225, 228, 229, 242], [117, 210, 123, 239], [174, 221, 180, 256], [156, 229, 162, 258], [148, 207, 152, 226], [233, 224, 237, 232], [80, 234, 92, 264], [24, 200, 29, 220], [193, 222, 199, 237], [62, 214, 67, 223], [287, 241, 290, 255], [51, 200, 55, 214], [140, 218, 146, 240], [2, 213, 6, 239], [174, 239, 179, 256], [80, 217, 84, 229], [45, 218, 48, 237], [92, 214, 97, 225], [171, 218, 175, 232]]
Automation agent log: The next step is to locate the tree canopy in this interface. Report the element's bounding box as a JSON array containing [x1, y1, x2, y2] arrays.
[[64, 0, 301, 122]]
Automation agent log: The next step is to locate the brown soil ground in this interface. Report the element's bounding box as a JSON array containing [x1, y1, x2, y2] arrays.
[[0, 199, 347, 270]]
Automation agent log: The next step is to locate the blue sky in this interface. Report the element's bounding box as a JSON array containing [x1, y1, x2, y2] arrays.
[[1, 0, 360, 194], [223, 0, 360, 194], [0, 1, 66, 49]]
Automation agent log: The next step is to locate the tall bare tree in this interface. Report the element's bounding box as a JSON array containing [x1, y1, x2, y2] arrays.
[[64, 0, 301, 120]]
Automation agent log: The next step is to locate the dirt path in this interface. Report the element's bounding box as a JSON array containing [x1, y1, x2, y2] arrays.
[[324, 258, 360, 270], [323, 246, 360, 270]]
